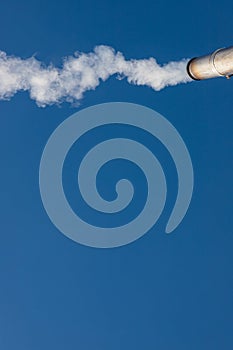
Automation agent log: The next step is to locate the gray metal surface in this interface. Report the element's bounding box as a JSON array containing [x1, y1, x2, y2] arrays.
[[187, 46, 233, 80]]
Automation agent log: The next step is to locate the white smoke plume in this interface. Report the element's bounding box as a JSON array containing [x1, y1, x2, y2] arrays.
[[0, 45, 191, 107]]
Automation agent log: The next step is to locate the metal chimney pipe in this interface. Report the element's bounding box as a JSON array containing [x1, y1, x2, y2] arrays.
[[187, 46, 233, 80]]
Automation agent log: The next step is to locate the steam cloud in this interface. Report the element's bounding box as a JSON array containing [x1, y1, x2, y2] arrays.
[[0, 45, 191, 107]]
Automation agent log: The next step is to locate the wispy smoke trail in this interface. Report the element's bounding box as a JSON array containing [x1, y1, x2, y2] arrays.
[[0, 45, 191, 107]]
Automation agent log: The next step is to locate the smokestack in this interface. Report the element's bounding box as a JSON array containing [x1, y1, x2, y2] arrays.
[[187, 46, 233, 81]]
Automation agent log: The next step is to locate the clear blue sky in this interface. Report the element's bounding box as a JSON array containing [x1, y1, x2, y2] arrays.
[[0, 0, 233, 349]]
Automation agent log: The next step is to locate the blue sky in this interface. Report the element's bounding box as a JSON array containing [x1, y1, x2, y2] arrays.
[[0, 0, 233, 349]]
